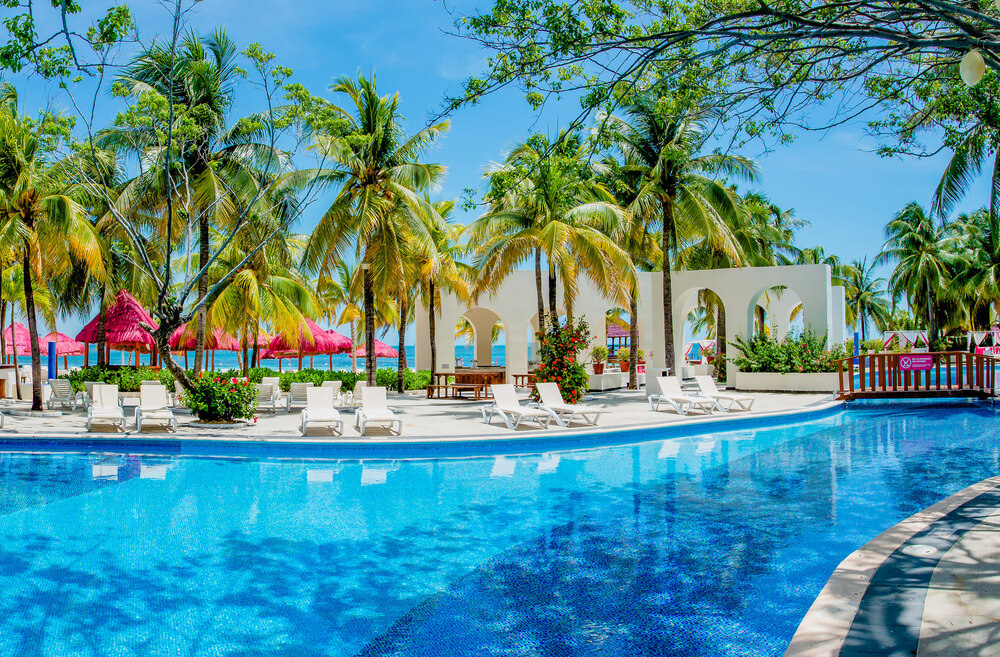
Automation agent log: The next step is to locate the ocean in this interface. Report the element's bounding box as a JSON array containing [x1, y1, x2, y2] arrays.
[[30, 344, 513, 372]]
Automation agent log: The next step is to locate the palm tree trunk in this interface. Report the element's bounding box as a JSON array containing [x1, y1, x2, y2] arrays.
[[96, 287, 108, 368], [628, 289, 638, 390], [547, 262, 558, 325], [251, 322, 260, 369], [534, 247, 545, 335], [22, 253, 43, 411], [363, 262, 376, 386], [860, 315, 866, 342], [925, 278, 938, 342], [350, 321, 357, 374], [716, 302, 727, 362], [661, 199, 675, 374], [429, 280, 437, 374], [194, 214, 210, 375], [9, 309, 20, 400], [397, 299, 407, 394]]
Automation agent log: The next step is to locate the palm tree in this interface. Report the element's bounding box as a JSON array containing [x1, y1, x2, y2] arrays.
[[205, 219, 317, 376], [105, 29, 274, 373], [467, 131, 634, 330], [949, 209, 1000, 328], [0, 86, 105, 409], [610, 97, 758, 370], [416, 199, 470, 375], [876, 202, 961, 342], [317, 261, 363, 373], [302, 72, 449, 386], [844, 258, 891, 341]]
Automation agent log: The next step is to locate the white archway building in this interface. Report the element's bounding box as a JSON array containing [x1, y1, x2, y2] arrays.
[[415, 265, 846, 383]]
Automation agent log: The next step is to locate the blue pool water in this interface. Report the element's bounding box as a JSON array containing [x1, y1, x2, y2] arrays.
[[1, 403, 999, 656]]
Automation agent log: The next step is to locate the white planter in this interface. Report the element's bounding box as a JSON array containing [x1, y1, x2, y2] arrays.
[[732, 371, 839, 393]]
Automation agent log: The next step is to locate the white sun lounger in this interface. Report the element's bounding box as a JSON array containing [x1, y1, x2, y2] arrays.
[[694, 375, 755, 412], [355, 386, 402, 435], [534, 382, 602, 426], [321, 379, 344, 404], [47, 379, 78, 410], [482, 384, 556, 430], [649, 376, 716, 415], [135, 384, 177, 432], [255, 383, 280, 413], [285, 381, 313, 412], [300, 386, 344, 435], [88, 384, 125, 431], [344, 381, 367, 407]]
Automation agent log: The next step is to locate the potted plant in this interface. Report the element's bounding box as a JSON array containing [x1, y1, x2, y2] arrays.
[[636, 348, 646, 364], [591, 345, 608, 374], [616, 347, 630, 371]]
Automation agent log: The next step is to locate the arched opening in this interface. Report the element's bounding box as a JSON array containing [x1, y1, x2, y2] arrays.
[[457, 307, 504, 368], [679, 287, 727, 374], [746, 287, 804, 341]]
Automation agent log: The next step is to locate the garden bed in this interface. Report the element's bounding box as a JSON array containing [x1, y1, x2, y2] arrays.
[[732, 371, 839, 393]]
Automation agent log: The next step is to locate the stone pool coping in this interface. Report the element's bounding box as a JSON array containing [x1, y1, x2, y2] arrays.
[[784, 474, 1000, 657], [0, 398, 848, 458]]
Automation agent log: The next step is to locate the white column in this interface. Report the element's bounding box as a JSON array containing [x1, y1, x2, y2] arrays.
[[505, 321, 529, 378]]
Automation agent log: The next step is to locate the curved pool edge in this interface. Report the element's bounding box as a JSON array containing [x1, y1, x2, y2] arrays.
[[0, 399, 848, 459], [784, 473, 1000, 657]]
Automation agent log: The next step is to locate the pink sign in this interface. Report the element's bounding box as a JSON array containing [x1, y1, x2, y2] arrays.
[[637, 364, 646, 374], [899, 355, 934, 371]]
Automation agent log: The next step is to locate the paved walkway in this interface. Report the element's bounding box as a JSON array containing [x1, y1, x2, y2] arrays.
[[787, 475, 1000, 657], [0, 388, 832, 442]]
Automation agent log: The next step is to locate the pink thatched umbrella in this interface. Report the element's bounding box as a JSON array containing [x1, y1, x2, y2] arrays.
[[263, 319, 350, 370], [169, 324, 241, 370], [77, 290, 158, 367], [3, 322, 31, 356], [40, 332, 85, 369], [353, 339, 399, 359]]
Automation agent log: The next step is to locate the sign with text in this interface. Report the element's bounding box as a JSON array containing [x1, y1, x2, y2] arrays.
[[637, 364, 646, 374], [899, 355, 934, 371]]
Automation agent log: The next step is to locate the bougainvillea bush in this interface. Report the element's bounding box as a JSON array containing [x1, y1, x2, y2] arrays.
[[531, 317, 591, 404], [179, 373, 258, 422]]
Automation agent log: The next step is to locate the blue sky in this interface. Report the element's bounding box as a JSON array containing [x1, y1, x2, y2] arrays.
[[10, 0, 992, 341]]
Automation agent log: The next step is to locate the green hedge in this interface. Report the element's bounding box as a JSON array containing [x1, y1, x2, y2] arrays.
[[731, 331, 845, 374], [60, 366, 432, 393], [60, 366, 175, 393]]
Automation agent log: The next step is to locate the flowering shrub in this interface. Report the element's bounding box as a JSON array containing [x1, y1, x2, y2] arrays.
[[179, 373, 258, 422], [531, 317, 591, 404], [730, 331, 846, 374]]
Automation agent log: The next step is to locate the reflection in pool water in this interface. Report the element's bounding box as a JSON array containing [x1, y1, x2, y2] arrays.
[[0, 403, 997, 656]]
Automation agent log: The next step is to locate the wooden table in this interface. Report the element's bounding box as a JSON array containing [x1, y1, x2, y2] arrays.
[[429, 368, 507, 400]]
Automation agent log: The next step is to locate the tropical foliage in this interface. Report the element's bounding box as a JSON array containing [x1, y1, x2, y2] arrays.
[[532, 318, 591, 404], [730, 332, 845, 374]]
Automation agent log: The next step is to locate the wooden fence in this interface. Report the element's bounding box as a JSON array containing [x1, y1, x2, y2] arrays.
[[836, 351, 997, 400]]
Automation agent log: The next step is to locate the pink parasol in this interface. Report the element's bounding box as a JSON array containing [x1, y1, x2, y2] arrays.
[[76, 290, 158, 350], [40, 332, 86, 356], [353, 339, 399, 359], [325, 329, 353, 352], [169, 324, 241, 351], [3, 322, 31, 355], [262, 318, 350, 358], [606, 324, 629, 338]]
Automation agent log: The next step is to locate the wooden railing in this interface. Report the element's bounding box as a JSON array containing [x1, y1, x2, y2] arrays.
[[836, 351, 997, 400]]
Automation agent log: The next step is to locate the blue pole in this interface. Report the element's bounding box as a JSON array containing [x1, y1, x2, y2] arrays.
[[853, 332, 860, 366], [47, 341, 57, 381]]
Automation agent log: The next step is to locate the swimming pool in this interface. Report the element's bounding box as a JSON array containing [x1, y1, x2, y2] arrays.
[[0, 402, 997, 656]]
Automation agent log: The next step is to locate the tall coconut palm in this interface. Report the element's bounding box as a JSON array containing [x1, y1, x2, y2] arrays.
[[104, 29, 275, 373], [0, 86, 105, 409], [302, 72, 449, 386], [876, 202, 961, 342], [467, 131, 634, 330], [610, 97, 757, 371], [417, 199, 471, 374], [949, 209, 1000, 327], [844, 258, 891, 341]]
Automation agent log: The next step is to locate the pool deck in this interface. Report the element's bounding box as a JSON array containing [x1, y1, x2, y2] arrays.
[[787, 475, 1000, 657], [0, 388, 834, 444]]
